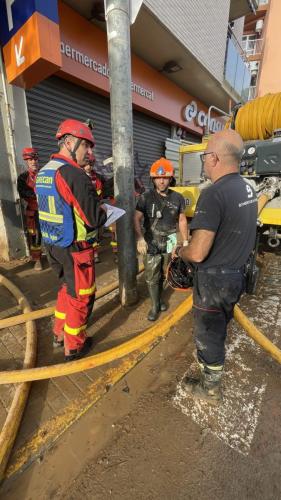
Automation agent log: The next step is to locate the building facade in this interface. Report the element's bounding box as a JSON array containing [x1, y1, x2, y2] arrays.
[[242, 0, 281, 100], [0, 0, 256, 259]]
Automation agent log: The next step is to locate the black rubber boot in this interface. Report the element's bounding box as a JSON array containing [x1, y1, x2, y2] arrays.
[[183, 369, 223, 406], [65, 337, 93, 362], [159, 280, 167, 312], [147, 284, 160, 321]]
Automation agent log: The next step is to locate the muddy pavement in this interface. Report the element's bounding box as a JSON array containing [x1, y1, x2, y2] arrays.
[[63, 253, 281, 500], [2, 253, 281, 500]]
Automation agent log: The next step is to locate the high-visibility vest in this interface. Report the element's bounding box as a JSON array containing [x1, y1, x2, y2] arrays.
[[36, 159, 74, 247]]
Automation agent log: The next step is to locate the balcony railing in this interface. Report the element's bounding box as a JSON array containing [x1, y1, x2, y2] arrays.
[[242, 38, 264, 56], [248, 86, 257, 100], [224, 28, 251, 101]]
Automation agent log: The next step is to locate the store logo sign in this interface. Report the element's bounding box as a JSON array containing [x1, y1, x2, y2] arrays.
[[61, 40, 155, 102], [183, 100, 223, 132]]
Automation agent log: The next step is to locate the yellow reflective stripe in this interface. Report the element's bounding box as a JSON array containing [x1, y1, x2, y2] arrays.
[[206, 365, 224, 371], [73, 207, 87, 241], [55, 310, 66, 320], [79, 284, 96, 296], [39, 211, 63, 223], [110, 241, 118, 247], [97, 189, 101, 196], [27, 229, 36, 234], [48, 196, 56, 214], [64, 323, 87, 335]]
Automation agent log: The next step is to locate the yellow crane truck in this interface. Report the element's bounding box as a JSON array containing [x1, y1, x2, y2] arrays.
[[172, 93, 281, 291]]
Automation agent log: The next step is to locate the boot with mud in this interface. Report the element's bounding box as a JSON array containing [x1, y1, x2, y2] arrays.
[[159, 280, 167, 312], [183, 368, 223, 406], [65, 337, 93, 362], [147, 284, 160, 321]]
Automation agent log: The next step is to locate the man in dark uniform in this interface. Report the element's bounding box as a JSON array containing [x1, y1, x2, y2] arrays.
[[36, 119, 107, 361], [174, 129, 257, 404], [17, 148, 42, 270], [135, 158, 188, 321]]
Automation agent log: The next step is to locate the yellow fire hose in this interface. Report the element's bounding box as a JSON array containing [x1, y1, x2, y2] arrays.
[[0, 274, 37, 481], [0, 295, 280, 385], [0, 295, 193, 384], [0, 266, 281, 483]]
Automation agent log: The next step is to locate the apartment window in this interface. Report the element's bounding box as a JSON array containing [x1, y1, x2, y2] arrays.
[[242, 35, 263, 56]]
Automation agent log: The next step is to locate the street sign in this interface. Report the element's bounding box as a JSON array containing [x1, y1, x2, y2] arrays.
[[1, 1, 61, 88], [0, 0, 59, 47]]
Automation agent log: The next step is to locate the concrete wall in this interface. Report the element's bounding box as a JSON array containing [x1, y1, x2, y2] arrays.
[[144, 0, 231, 83], [257, 0, 281, 96]]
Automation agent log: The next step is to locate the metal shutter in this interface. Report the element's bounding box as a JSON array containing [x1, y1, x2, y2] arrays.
[[26, 76, 171, 187]]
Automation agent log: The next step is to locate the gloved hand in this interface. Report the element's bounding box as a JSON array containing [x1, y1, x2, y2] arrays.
[[137, 237, 148, 255]]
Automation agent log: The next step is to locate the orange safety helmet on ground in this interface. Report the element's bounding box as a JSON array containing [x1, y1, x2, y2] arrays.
[[56, 119, 95, 147], [22, 147, 39, 160], [150, 158, 174, 178]]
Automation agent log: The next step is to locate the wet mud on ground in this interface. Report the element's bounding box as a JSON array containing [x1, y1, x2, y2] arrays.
[[1, 251, 281, 500]]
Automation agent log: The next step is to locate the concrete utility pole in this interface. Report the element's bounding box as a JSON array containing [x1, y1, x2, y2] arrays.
[[105, 0, 138, 306]]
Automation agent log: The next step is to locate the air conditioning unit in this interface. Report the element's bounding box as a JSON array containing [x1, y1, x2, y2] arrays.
[[255, 19, 264, 33]]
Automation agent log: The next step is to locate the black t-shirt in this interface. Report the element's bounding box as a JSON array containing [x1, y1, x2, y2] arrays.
[[136, 188, 185, 253], [189, 173, 257, 269]]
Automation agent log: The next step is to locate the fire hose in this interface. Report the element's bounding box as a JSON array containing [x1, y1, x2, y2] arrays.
[[0, 268, 281, 482]]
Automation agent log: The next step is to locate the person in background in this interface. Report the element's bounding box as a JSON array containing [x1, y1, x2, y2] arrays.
[[135, 158, 188, 321], [17, 148, 43, 271], [173, 129, 257, 404], [84, 152, 104, 264]]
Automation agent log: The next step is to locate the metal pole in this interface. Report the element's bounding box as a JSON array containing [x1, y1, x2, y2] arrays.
[[105, 0, 138, 306]]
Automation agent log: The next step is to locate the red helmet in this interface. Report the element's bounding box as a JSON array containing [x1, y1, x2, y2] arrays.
[[150, 158, 174, 178], [56, 119, 95, 146], [22, 147, 39, 160]]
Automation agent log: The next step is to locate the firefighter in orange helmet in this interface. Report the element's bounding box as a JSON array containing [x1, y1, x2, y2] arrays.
[[17, 148, 42, 271], [134, 158, 188, 321]]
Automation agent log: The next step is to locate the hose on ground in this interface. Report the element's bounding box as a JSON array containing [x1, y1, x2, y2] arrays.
[[0, 264, 144, 330], [234, 305, 281, 364], [0, 274, 37, 482], [0, 295, 193, 384], [0, 294, 280, 385]]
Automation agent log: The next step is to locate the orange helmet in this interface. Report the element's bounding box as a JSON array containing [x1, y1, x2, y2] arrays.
[[150, 158, 174, 178], [56, 119, 95, 146]]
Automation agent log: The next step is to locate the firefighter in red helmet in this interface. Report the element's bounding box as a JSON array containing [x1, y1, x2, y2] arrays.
[[36, 119, 107, 361], [17, 147, 42, 271], [134, 158, 188, 321]]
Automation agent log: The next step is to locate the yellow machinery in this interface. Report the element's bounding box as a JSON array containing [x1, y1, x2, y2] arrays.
[[172, 93, 281, 249]]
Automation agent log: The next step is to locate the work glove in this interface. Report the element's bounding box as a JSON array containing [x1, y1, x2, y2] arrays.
[[137, 237, 148, 255]]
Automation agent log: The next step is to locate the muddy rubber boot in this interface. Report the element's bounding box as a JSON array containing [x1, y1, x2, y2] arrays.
[[159, 281, 167, 312], [65, 337, 93, 362], [183, 369, 223, 406], [147, 284, 160, 321]]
